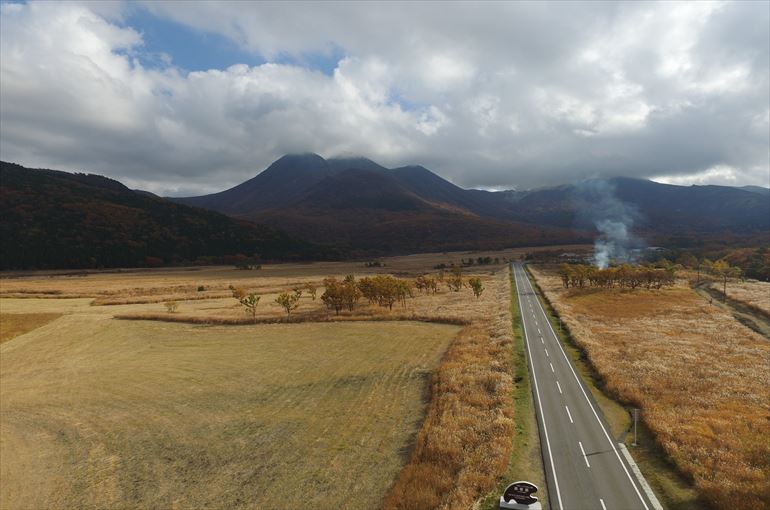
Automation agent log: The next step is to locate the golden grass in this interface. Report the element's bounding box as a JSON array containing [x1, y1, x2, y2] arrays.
[[0, 313, 62, 344], [709, 279, 770, 317], [0, 317, 458, 509], [0, 248, 538, 509], [383, 270, 516, 510], [530, 265, 770, 510]]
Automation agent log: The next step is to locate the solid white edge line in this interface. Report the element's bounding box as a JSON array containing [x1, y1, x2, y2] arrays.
[[521, 265, 650, 510], [619, 444, 665, 510], [565, 405, 573, 423], [600, 498, 607, 510], [579, 441, 591, 468], [556, 381, 563, 394], [514, 265, 564, 510]]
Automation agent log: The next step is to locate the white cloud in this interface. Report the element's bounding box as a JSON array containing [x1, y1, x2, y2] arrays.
[[1, 0, 768, 193]]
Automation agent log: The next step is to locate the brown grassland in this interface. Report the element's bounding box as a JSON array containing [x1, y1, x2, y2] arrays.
[[709, 279, 770, 317], [529, 265, 770, 510], [0, 313, 61, 344], [0, 246, 572, 509]]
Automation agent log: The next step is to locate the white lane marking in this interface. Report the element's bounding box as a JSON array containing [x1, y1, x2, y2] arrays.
[[565, 405, 573, 423], [557, 381, 563, 394], [600, 498, 607, 510], [513, 266, 564, 510], [541, 337, 544, 344], [520, 266, 650, 510], [545, 348, 549, 357], [537, 328, 541, 334], [549, 362, 555, 373], [579, 441, 591, 468], [619, 444, 665, 510]]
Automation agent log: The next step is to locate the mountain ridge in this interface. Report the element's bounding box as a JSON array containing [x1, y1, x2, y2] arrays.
[[0, 161, 334, 269]]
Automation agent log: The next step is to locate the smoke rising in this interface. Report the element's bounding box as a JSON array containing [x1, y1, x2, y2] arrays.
[[575, 180, 644, 269]]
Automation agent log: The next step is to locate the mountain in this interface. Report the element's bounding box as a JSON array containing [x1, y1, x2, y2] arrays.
[[254, 167, 582, 254], [498, 177, 770, 232], [0, 161, 332, 270], [739, 185, 770, 197], [175, 153, 331, 216], [174, 154, 768, 253]]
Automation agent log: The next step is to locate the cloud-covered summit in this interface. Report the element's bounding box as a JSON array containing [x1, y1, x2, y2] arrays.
[[1, 1, 767, 195]]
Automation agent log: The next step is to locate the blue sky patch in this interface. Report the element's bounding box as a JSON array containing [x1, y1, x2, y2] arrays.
[[119, 6, 344, 76]]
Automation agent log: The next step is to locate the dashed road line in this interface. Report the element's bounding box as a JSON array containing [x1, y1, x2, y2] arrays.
[[549, 362, 555, 373], [556, 381, 563, 394], [565, 405, 573, 424], [579, 441, 591, 468]]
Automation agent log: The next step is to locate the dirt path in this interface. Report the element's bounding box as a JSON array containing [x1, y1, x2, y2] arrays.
[[693, 283, 770, 339]]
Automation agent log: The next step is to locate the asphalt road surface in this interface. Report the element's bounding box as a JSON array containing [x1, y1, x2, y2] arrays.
[[513, 263, 656, 510]]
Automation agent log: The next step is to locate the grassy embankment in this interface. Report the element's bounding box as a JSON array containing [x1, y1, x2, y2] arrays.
[[527, 265, 769, 510]]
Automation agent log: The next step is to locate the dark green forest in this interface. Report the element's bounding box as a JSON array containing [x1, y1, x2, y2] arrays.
[[0, 162, 337, 270]]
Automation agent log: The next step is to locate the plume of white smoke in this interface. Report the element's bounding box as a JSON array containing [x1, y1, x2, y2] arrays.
[[575, 180, 644, 269]]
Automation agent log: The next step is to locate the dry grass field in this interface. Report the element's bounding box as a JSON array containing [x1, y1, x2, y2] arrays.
[[1, 246, 570, 509], [529, 265, 770, 510], [1, 316, 458, 509], [709, 279, 770, 317], [0, 313, 61, 344]]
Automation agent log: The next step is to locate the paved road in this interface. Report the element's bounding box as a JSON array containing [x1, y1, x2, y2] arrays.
[[512, 263, 655, 510]]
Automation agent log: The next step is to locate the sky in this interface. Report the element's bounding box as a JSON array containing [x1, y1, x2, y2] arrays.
[[1, 1, 768, 196]]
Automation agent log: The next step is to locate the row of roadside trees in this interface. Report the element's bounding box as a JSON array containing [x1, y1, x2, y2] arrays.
[[558, 258, 743, 297], [558, 264, 676, 289]]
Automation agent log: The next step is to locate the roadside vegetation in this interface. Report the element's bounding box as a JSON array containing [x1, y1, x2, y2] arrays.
[[706, 279, 770, 318], [383, 269, 515, 509], [529, 265, 770, 510], [477, 267, 547, 510]]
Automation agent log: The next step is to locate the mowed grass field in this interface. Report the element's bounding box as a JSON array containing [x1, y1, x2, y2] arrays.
[[529, 266, 770, 510], [0, 315, 458, 509]]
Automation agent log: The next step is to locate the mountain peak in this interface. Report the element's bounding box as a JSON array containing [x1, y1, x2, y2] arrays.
[[327, 156, 387, 174]]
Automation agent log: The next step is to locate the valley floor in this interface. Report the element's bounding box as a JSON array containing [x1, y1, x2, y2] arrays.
[[0, 247, 561, 509]]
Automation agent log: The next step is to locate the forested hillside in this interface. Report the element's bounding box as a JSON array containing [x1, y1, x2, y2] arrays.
[[0, 162, 333, 269]]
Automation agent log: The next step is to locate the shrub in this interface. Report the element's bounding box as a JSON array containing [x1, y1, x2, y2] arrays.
[[468, 277, 484, 298], [239, 293, 261, 323], [164, 301, 178, 313], [275, 290, 301, 316]]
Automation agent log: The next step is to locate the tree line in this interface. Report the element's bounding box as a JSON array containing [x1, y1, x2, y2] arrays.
[[224, 266, 485, 319], [558, 264, 676, 289]]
